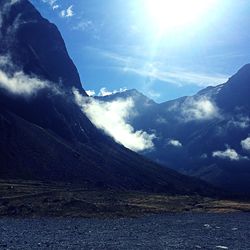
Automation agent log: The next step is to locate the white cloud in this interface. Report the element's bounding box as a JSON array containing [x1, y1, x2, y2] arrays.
[[98, 87, 127, 97], [241, 137, 250, 152], [86, 90, 96, 96], [168, 139, 182, 147], [86, 47, 228, 88], [156, 116, 167, 124], [212, 148, 248, 161], [123, 65, 228, 88], [0, 69, 48, 95], [61, 5, 74, 18], [42, 0, 59, 10], [180, 96, 220, 122], [73, 20, 93, 31], [73, 88, 155, 152], [94, 48, 228, 87], [0, 55, 60, 96], [228, 116, 250, 129], [0, 55, 10, 66], [52, 4, 59, 10]]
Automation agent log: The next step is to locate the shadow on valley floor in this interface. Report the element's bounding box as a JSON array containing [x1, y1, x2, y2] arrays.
[[0, 179, 250, 218]]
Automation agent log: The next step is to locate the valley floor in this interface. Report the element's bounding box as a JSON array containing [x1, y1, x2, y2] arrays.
[[0, 179, 249, 218], [0, 213, 250, 249]]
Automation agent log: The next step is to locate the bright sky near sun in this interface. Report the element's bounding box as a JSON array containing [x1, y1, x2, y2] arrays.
[[31, 0, 250, 102]]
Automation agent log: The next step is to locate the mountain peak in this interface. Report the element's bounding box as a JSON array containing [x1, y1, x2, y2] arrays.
[[121, 89, 156, 103], [97, 88, 156, 107], [232, 63, 250, 81], [238, 63, 250, 72], [214, 63, 250, 110], [0, 0, 84, 91], [124, 88, 141, 95], [226, 63, 250, 85]]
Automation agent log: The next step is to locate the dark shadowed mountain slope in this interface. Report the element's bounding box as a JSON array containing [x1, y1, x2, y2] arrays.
[[0, 0, 219, 195], [0, 0, 83, 90], [101, 66, 250, 194], [216, 64, 250, 111]]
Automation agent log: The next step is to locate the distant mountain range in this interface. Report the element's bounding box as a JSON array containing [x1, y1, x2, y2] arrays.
[[0, 0, 220, 196], [100, 65, 250, 194]]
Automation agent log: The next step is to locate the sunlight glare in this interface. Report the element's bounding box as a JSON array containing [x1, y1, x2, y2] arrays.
[[144, 0, 215, 34]]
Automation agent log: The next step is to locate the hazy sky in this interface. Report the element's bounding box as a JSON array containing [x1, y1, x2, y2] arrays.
[[31, 0, 250, 102]]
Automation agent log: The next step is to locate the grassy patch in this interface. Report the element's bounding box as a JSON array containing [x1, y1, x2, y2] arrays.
[[0, 179, 249, 218]]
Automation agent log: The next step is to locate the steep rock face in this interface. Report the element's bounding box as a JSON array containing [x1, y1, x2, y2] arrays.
[[101, 65, 250, 194], [0, 0, 218, 195], [0, 0, 83, 90], [216, 64, 250, 111], [0, 0, 90, 143]]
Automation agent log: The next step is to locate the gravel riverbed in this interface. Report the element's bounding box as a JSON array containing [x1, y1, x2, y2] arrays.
[[0, 213, 249, 249]]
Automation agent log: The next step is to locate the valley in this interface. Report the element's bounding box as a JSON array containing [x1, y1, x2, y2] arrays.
[[0, 179, 249, 218]]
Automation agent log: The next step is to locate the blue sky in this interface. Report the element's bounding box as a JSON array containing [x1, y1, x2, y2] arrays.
[[30, 0, 250, 102]]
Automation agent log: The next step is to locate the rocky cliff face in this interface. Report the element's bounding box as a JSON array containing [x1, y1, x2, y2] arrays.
[[0, 0, 83, 90]]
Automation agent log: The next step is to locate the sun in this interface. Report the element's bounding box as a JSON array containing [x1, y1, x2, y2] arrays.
[[144, 0, 215, 34]]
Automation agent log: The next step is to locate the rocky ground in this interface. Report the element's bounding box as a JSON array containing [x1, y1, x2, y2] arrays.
[[0, 213, 250, 249]]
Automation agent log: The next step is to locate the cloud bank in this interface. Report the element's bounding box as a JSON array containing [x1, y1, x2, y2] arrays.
[[178, 96, 220, 122], [0, 56, 59, 96], [0, 69, 48, 96], [73, 89, 155, 152]]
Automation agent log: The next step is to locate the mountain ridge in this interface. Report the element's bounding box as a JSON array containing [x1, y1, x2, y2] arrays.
[[100, 64, 250, 194]]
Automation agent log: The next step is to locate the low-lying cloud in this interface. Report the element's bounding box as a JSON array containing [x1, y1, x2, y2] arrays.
[[85, 89, 96, 96], [85, 87, 127, 97], [0, 55, 60, 96], [228, 116, 250, 129], [241, 137, 250, 152], [73, 88, 155, 152], [212, 147, 248, 161], [0, 68, 48, 95], [180, 96, 220, 122], [168, 139, 182, 147], [98, 87, 127, 97]]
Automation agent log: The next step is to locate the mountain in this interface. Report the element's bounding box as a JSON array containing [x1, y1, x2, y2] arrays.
[[0, 0, 83, 90], [0, 0, 219, 195], [101, 66, 250, 194]]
